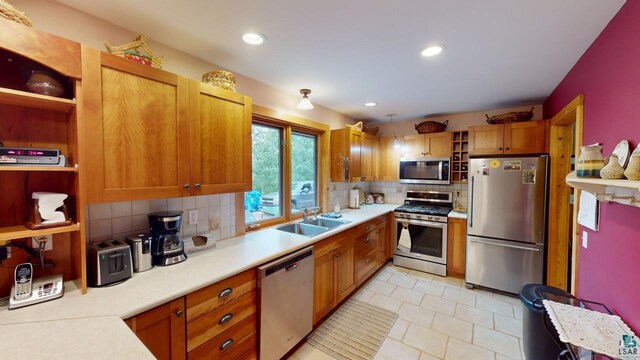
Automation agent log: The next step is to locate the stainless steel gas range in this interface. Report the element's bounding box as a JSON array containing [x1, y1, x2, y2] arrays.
[[393, 190, 453, 276]]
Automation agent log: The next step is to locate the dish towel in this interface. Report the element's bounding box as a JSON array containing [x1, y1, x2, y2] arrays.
[[397, 222, 411, 253]]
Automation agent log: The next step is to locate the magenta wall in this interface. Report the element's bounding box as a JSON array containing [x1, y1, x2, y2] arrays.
[[544, 0, 640, 331]]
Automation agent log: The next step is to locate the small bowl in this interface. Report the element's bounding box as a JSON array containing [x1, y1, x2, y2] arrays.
[[26, 70, 65, 97]]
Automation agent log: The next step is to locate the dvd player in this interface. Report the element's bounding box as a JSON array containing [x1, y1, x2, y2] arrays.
[[0, 147, 62, 165]]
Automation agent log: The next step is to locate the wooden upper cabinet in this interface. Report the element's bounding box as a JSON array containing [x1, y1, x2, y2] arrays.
[[189, 81, 252, 195], [378, 137, 401, 181], [469, 120, 546, 156], [402, 132, 452, 158], [330, 128, 378, 182], [83, 48, 191, 203], [504, 121, 546, 155]]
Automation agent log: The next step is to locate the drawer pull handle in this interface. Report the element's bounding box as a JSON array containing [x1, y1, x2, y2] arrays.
[[183, 183, 190, 189], [365, 258, 371, 264], [366, 225, 372, 231], [220, 339, 234, 351], [366, 237, 371, 242], [219, 313, 233, 324], [219, 288, 233, 298], [195, 183, 201, 189], [175, 310, 183, 318]]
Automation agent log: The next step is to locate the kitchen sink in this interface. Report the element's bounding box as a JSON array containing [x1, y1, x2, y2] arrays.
[[276, 223, 329, 237], [302, 218, 350, 229]]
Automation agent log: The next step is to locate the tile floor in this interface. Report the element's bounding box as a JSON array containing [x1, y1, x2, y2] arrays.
[[289, 264, 526, 360]]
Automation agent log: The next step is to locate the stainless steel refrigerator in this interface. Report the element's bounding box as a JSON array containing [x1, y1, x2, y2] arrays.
[[466, 155, 548, 294]]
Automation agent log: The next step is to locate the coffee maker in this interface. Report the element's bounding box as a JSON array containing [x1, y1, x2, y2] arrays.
[[148, 211, 187, 266]]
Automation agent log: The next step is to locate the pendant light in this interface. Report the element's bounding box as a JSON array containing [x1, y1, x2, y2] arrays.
[[387, 114, 400, 149], [297, 89, 314, 110]]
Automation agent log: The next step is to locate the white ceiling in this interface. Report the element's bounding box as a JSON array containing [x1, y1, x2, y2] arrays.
[[58, 0, 625, 123]]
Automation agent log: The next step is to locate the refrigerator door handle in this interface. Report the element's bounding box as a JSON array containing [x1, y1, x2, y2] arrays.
[[469, 238, 540, 252], [468, 176, 474, 228]]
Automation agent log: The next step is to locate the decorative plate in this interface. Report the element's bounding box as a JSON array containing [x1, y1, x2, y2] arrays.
[[612, 140, 630, 168]]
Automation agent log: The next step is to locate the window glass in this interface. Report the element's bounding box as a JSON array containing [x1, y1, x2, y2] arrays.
[[245, 124, 282, 223], [291, 132, 317, 214]]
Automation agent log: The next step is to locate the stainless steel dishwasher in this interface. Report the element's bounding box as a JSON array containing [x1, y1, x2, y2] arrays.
[[258, 246, 314, 360]]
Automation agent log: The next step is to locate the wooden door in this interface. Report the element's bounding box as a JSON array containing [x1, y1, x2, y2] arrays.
[[128, 297, 187, 360], [313, 250, 336, 324], [350, 130, 362, 181], [447, 218, 467, 278], [426, 132, 453, 157], [402, 135, 425, 157], [371, 137, 380, 181], [83, 49, 191, 202], [504, 120, 546, 155], [190, 81, 252, 195], [335, 239, 356, 302], [468, 124, 505, 156], [379, 137, 401, 181], [361, 134, 374, 181]]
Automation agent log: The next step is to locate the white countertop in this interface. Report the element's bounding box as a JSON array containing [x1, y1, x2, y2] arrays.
[[448, 210, 468, 219], [0, 204, 397, 325], [0, 316, 155, 360]]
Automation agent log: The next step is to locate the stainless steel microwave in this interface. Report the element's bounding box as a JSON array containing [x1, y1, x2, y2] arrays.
[[399, 157, 451, 185]]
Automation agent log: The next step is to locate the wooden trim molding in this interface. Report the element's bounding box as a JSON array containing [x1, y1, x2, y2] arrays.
[[547, 94, 584, 294]]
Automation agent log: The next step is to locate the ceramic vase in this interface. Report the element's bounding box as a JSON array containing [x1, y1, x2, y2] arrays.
[[600, 154, 625, 179], [26, 70, 65, 97], [576, 144, 605, 178], [624, 155, 640, 181]]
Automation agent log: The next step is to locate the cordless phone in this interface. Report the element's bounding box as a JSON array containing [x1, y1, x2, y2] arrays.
[[9, 262, 64, 310], [13, 263, 33, 300]]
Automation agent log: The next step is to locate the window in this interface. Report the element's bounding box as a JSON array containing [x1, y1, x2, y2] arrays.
[[244, 120, 320, 226]]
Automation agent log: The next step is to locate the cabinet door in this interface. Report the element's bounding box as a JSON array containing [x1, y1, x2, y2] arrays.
[[84, 49, 191, 202], [468, 124, 505, 156], [313, 250, 336, 324], [375, 222, 389, 264], [504, 121, 546, 155], [336, 239, 356, 302], [426, 132, 453, 157], [361, 134, 374, 181], [372, 137, 380, 181], [129, 297, 186, 360], [402, 135, 426, 158], [190, 81, 252, 194], [379, 137, 401, 181], [350, 131, 362, 181], [446, 218, 467, 278]]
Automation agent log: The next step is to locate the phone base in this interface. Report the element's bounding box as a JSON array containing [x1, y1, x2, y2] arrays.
[[9, 274, 64, 310]]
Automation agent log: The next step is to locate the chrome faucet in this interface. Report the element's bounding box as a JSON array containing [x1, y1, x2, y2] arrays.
[[302, 206, 321, 222]]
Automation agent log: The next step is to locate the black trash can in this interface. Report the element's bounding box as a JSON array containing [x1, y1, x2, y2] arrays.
[[520, 284, 574, 360]]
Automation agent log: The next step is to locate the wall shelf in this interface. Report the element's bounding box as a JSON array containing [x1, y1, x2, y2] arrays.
[[565, 171, 640, 207], [0, 87, 76, 112], [0, 165, 78, 173], [0, 223, 80, 244]]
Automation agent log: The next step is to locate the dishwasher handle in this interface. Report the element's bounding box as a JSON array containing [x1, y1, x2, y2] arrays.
[[259, 246, 314, 278]]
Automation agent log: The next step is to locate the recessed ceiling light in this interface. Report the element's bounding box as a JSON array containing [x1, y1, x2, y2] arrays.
[[421, 44, 445, 57], [242, 33, 266, 45], [364, 102, 377, 107]]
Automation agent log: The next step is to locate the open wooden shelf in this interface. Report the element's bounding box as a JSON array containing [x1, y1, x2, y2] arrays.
[[0, 164, 78, 172], [0, 87, 76, 112], [0, 223, 80, 244], [566, 171, 640, 207]]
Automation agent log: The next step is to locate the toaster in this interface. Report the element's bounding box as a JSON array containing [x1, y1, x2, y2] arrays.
[[88, 240, 133, 287]]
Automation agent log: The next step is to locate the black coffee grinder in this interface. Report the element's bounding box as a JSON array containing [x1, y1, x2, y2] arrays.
[[148, 211, 187, 266]]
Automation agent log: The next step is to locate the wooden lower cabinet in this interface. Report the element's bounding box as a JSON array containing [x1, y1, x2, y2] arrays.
[[447, 218, 467, 278], [126, 297, 187, 360], [186, 269, 257, 360], [313, 214, 391, 325]]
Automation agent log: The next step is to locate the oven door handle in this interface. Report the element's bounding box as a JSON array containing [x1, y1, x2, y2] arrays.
[[397, 219, 446, 228]]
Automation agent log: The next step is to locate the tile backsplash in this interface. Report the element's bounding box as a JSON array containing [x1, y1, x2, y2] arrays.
[[329, 181, 469, 209], [87, 194, 237, 243]]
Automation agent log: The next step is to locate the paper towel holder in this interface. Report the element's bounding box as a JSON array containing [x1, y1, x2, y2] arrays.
[[26, 198, 71, 230]]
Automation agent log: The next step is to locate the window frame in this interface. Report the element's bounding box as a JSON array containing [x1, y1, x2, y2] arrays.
[[238, 105, 330, 233]]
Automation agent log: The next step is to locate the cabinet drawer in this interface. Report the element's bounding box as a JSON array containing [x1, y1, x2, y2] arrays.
[[355, 227, 382, 253], [187, 269, 256, 322], [356, 248, 378, 284], [353, 215, 388, 238], [188, 314, 257, 360], [187, 291, 256, 351]]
